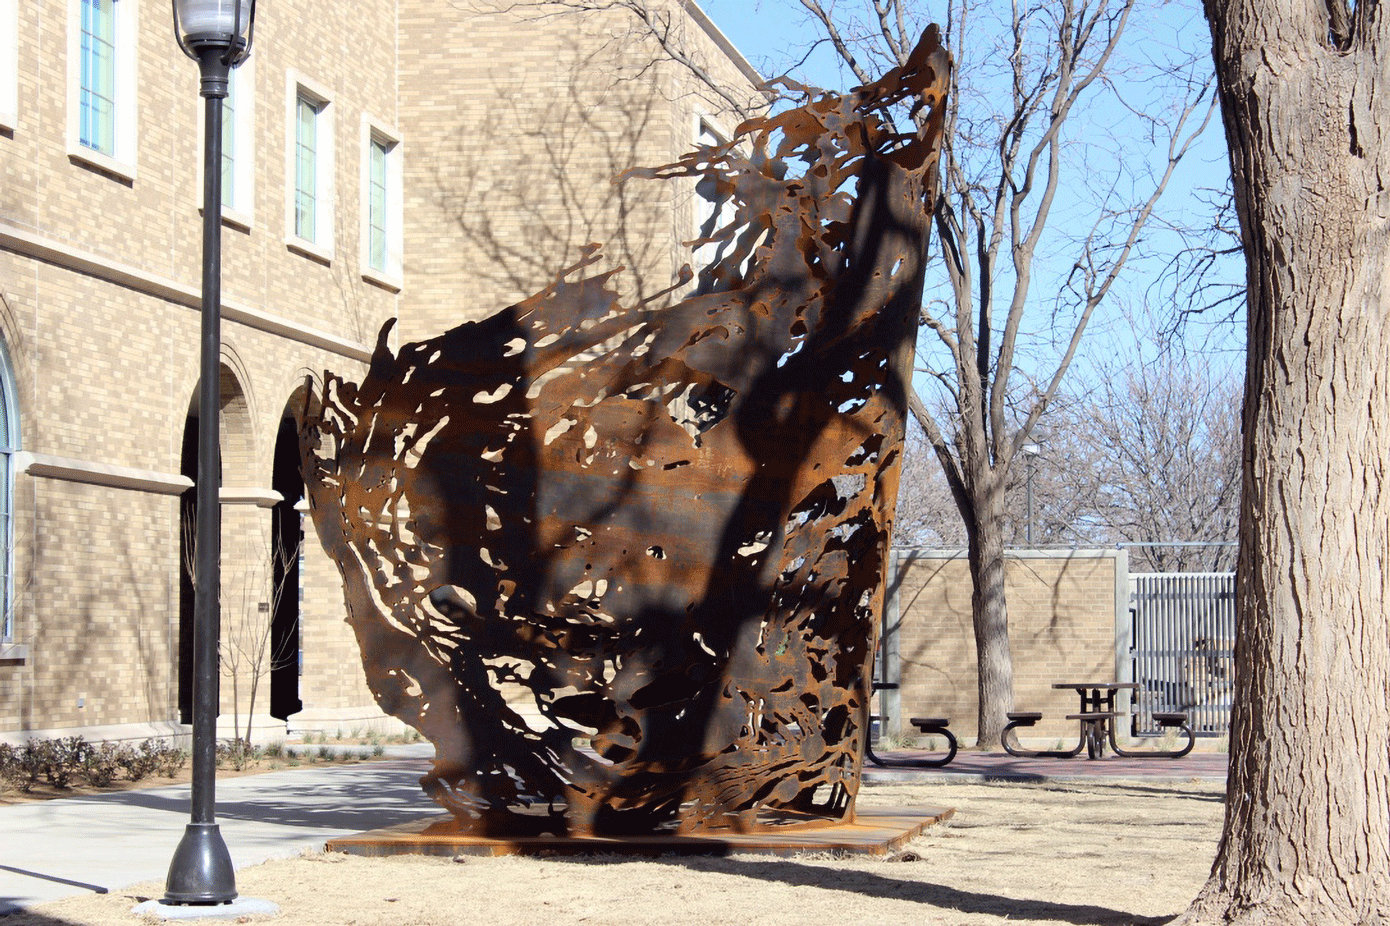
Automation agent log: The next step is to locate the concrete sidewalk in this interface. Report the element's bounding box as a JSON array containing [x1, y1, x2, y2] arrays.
[[0, 747, 441, 915], [0, 744, 1227, 915]]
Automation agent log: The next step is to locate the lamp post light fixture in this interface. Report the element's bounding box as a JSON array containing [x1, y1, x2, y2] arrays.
[[1022, 442, 1039, 547], [162, 0, 255, 907]]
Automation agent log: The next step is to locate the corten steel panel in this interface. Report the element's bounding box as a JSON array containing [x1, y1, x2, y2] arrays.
[[302, 28, 948, 837]]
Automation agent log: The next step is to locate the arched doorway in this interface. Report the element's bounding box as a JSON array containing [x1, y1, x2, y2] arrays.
[[178, 409, 196, 724], [177, 364, 254, 725], [269, 412, 303, 720]]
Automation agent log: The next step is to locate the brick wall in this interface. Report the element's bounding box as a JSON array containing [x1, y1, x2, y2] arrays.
[[0, 0, 763, 742], [885, 548, 1129, 744], [0, 0, 397, 739], [396, 0, 765, 340]]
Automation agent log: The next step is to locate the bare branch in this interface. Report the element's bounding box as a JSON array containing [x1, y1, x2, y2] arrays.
[[1021, 85, 1220, 447], [799, 0, 876, 86]]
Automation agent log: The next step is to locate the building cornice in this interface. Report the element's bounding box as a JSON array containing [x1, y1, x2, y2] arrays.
[[0, 220, 374, 362], [17, 454, 289, 507], [683, 1, 765, 90], [17, 451, 192, 495], [220, 486, 284, 508]]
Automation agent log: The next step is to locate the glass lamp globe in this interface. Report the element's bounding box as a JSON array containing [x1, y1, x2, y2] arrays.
[[173, 0, 253, 53]]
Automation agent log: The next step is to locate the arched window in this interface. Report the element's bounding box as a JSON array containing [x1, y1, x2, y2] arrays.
[[0, 338, 17, 641]]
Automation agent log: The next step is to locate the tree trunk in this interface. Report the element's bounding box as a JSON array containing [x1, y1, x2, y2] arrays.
[[1183, 4, 1390, 923], [968, 474, 1012, 749]]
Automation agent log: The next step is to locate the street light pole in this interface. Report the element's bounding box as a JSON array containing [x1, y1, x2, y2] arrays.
[[163, 0, 255, 906], [1022, 442, 1039, 547]]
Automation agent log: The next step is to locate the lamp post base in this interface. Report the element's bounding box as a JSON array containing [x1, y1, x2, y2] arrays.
[[162, 822, 237, 905]]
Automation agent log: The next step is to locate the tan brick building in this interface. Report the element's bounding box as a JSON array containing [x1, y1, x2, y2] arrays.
[[881, 548, 1131, 745], [0, 0, 761, 743]]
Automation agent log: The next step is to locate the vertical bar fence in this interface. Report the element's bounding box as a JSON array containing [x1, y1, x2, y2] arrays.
[[1130, 573, 1235, 736]]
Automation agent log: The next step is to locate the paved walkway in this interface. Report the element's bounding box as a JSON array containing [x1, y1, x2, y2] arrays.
[[0, 750, 441, 915], [863, 748, 1230, 784], [0, 745, 1227, 915]]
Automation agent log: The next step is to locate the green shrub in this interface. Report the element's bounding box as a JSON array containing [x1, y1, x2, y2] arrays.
[[216, 739, 258, 772], [30, 737, 91, 789], [127, 739, 187, 779], [0, 737, 186, 792], [160, 744, 188, 777], [81, 742, 123, 787], [121, 741, 158, 781], [0, 743, 37, 793]]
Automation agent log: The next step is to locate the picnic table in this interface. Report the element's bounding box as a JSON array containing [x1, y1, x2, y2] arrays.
[[1002, 681, 1195, 759], [863, 683, 957, 768]]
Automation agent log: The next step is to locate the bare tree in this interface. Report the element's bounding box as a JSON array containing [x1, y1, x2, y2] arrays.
[[1178, 1, 1390, 922], [184, 521, 301, 746], [895, 348, 1241, 573], [894, 426, 968, 547], [1079, 353, 1240, 573], [793, 0, 1217, 745]]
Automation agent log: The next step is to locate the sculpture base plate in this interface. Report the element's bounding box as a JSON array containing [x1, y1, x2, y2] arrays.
[[325, 806, 953, 858]]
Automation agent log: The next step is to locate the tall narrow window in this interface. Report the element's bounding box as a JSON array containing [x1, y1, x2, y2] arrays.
[[79, 0, 115, 154], [367, 137, 387, 270], [66, 0, 139, 177], [0, 339, 18, 642], [286, 73, 333, 258], [1, 0, 18, 131], [209, 61, 254, 223], [360, 118, 401, 286], [221, 76, 237, 207], [294, 93, 319, 241]]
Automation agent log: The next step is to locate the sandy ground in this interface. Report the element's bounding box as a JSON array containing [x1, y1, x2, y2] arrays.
[[4, 776, 1224, 926]]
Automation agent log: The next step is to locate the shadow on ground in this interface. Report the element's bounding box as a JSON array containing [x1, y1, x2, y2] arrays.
[[552, 853, 1177, 926], [58, 764, 437, 833]]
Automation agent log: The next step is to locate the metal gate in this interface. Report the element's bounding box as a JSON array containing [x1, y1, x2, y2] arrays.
[[1130, 573, 1235, 736]]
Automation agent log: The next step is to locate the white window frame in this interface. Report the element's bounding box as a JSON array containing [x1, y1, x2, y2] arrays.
[[222, 61, 256, 226], [691, 116, 736, 279], [284, 71, 334, 262], [0, 0, 17, 132], [66, 0, 139, 181], [0, 338, 18, 643], [196, 59, 256, 229], [359, 116, 402, 290]]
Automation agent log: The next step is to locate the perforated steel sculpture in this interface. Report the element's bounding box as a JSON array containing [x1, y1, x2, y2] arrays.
[[301, 28, 948, 837]]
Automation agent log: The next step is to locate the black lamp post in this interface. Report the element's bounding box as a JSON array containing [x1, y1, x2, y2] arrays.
[[1022, 442, 1039, 546], [163, 0, 255, 906]]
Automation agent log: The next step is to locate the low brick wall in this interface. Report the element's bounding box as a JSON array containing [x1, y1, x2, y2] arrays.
[[881, 548, 1129, 744]]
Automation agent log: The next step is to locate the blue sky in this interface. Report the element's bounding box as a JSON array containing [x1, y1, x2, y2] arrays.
[[693, 1, 1246, 379]]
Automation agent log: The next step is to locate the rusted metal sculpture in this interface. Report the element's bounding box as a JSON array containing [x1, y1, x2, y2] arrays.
[[301, 27, 948, 837]]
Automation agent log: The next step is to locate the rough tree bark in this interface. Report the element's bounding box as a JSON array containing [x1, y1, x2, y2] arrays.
[[1181, 1, 1390, 923]]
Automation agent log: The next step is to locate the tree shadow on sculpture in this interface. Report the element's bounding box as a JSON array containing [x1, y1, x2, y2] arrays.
[[301, 27, 949, 837]]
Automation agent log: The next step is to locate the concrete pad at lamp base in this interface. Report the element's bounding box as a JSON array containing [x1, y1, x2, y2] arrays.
[[131, 898, 280, 920]]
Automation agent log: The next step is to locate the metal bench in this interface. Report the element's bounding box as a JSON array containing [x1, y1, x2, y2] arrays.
[[864, 714, 957, 768], [1001, 710, 1085, 758], [1110, 710, 1195, 758]]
